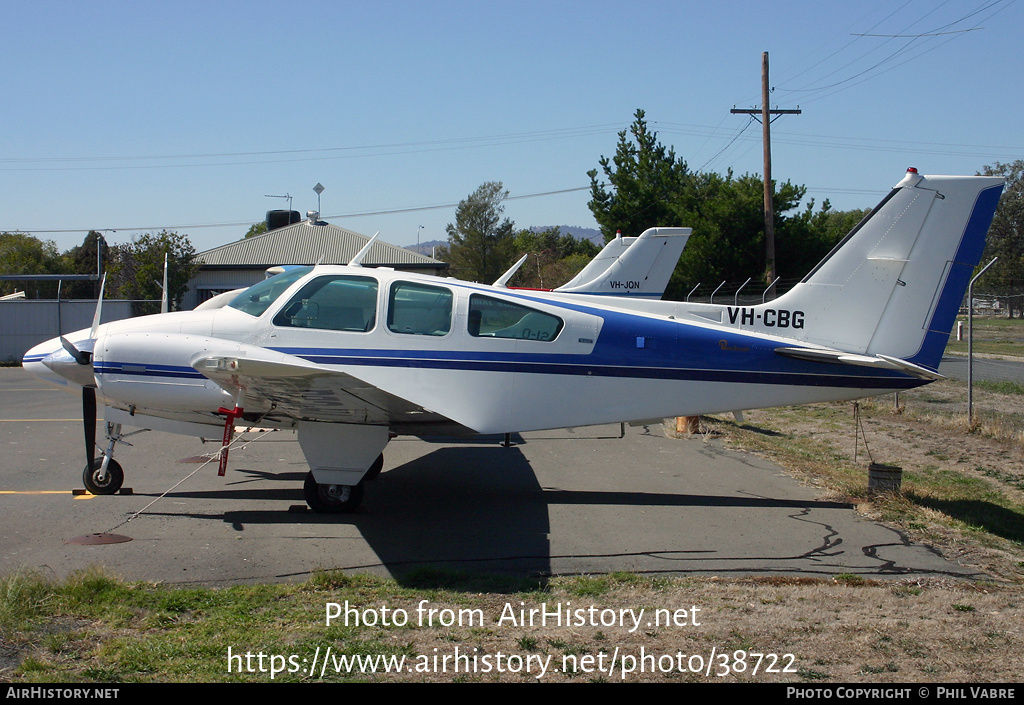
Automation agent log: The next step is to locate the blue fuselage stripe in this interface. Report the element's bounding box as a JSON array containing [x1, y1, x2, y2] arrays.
[[89, 349, 921, 390], [93, 363, 206, 380], [290, 352, 920, 389]]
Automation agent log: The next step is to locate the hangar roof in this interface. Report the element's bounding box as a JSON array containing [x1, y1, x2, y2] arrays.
[[197, 220, 443, 269]]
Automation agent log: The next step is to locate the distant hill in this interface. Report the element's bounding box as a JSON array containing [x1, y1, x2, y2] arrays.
[[406, 240, 447, 257], [406, 228, 603, 258]]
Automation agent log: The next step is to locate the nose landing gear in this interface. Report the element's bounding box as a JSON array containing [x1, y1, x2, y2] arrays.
[[82, 422, 148, 495], [83, 457, 124, 495]]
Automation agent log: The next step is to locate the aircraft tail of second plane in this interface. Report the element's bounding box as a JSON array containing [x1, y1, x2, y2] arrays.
[[556, 227, 690, 298]]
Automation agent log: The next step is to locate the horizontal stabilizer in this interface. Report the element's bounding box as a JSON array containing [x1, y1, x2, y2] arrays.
[[774, 347, 944, 380]]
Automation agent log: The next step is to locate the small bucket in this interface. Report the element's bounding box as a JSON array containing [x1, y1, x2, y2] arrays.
[[868, 463, 903, 493]]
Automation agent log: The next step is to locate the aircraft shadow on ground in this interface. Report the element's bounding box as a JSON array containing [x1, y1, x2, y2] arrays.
[[152, 446, 553, 580], [352, 446, 553, 580]]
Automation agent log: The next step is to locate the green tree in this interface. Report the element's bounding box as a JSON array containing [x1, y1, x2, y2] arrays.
[[437, 182, 516, 283], [507, 227, 600, 289], [805, 200, 870, 245], [979, 160, 1024, 317], [106, 230, 200, 314], [59, 231, 106, 298], [589, 109, 853, 299], [0, 232, 62, 297], [588, 109, 695, 241], [243, 222, 268, 239]]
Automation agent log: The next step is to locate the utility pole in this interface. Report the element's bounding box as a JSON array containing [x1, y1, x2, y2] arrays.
[[731, 52, 800, 296]]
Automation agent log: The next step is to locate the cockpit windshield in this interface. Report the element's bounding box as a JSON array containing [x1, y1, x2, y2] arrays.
[[227, 267, 313, 317]]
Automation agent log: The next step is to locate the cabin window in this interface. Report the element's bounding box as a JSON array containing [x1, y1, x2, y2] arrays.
[[273, 275, 378, 332], [228, 267, 313, 318], [468, 294, 563, 341], [387, 281, 453, 336]]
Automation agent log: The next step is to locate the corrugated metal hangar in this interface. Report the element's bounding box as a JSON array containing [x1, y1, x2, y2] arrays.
[[183, 210, 446, 309]]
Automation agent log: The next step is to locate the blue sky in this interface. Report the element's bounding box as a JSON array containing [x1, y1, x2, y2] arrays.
[[2, 0, 1021, 255]]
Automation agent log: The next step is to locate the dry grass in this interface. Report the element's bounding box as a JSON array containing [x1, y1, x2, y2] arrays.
[[682, 378, 1024, 586], [2, 568, 1022, 683]]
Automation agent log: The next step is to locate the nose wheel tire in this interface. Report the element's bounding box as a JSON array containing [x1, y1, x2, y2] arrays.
[[303, 473, 364, 513], [83, 458, 124, 495]]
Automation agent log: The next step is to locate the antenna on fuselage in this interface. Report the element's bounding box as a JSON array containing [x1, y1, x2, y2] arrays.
[[160, 253, 169, 313], [494, 254, 528, 287], [348, 232, 379, 268]]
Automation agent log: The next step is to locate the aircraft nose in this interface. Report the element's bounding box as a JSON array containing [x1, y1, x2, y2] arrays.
[[23, 336, 96, 389], [23, 338, 68, 387]]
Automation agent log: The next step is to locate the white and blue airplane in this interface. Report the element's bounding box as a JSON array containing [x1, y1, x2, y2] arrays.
[[23, 169, 1004, 513]]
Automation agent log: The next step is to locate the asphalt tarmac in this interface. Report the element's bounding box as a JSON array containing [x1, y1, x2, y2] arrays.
[[939, 354, 1024, 384], [0, 367, 979, 586]]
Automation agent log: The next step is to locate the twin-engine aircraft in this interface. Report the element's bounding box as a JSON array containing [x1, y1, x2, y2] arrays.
[[24, 169, 1004, 513]]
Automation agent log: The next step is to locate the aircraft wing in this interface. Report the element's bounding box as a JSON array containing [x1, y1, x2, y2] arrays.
[[191, 351, 472, 434]]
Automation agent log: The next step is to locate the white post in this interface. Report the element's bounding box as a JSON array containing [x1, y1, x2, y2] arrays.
[[968, 258, 998, 425]]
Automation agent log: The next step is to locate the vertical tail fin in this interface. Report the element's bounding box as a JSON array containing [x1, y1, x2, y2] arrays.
[[773, 169, 1004, 369], [556, 227, 690, 298]]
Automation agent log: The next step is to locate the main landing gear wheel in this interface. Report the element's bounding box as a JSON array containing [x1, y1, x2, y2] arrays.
[[83, 458, 124, 495], [303, 473, 364, 514]]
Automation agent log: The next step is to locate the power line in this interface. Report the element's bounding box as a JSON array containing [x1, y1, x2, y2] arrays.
[[655, 120, 1022, 159], [778, 0, 954, 94], [0, 125, 625, 173], [696, 117, 755, 173], [10, 187, 592, 236], [852, 28, 983, 37], [763, 0, 913, 100], [770, 0, 1011, 104]]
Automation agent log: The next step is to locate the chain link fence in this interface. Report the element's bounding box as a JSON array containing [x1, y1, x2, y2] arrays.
[[964, 284, 1024, 318]]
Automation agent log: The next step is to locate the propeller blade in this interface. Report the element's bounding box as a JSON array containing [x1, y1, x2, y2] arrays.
[[90, 274, 106, 340], [83, 387, 97, 466], [60, 336, 89, 365]]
